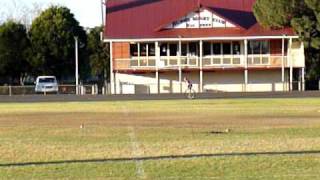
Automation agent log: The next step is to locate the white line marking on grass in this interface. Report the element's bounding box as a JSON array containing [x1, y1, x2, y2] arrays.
[[120, 105, 146, 179], [128, 126, 146, 179], [159, 174, 320, 179]]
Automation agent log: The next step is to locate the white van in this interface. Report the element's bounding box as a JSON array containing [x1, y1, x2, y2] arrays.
[[35, 76, 59, 93]]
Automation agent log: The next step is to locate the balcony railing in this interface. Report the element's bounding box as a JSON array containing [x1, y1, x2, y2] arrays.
[[114, 55, 289, 70], [130, 57, 156, 67], [159, 56, 199, 68], [202, 55, 243, 67]]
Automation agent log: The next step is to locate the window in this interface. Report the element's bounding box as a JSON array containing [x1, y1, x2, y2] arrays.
[[130, 44, 138, 56], [189, 42, 198, 56], [223, 43, 231, 55], [212, 43, 221, 55], [140, 43, 147, 56], [196, 42, 242, 56], [261, 41, 269, 54], [203, 42, 211, 56], [130, 43, 156, 57], [39, 78, 56, 83], [284, 40, 288, 54], [251, 41, 261, 54], [160, 43, 167, 56], [181, 44, 187, 56], [248, 40, 270, 54], [232, 42, 241, 55], [148, 43, 155, 56], [169, 44, 178, 56]]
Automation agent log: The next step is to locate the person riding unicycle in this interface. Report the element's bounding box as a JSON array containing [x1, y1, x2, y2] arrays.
[[184, 77, 193, 90], [184, 77, 195, 99]]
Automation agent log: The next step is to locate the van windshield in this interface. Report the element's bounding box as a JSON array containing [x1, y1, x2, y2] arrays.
[[39, 78, 56, 83]]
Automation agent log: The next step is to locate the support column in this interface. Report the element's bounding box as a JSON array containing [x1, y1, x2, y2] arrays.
[[179, 39, 182, 93], [302, 67, 305, 91], [114, 72, 118, 94], [244, 70, 248, 92], [281, 37, 285, 91], [289, 38, 293, 91], [110, 41, 115, 94], [244, 39, 248, 92], [199, 40, 203, 93], [155, 41, 160, 94]]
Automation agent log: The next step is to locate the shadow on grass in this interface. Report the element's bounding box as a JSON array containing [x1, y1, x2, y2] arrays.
[[1, 150, 319, 167]]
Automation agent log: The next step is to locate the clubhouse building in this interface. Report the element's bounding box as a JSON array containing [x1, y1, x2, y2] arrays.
[[104, 0, 305, 94]]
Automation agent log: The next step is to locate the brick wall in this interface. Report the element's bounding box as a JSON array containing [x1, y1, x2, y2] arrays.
[[113, 42, 130, 70]]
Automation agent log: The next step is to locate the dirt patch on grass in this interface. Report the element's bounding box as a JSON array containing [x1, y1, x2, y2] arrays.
[[0, 110, 319, 129]]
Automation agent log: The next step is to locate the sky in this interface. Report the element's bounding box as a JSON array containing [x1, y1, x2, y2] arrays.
[[0, 0, 103, 28]]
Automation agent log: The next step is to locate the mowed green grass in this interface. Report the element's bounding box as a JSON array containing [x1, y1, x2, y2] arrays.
[[0, 98, 320, 179]]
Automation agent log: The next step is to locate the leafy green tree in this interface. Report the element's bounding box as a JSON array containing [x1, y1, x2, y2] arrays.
[[29, 6, 87, 80], [253, 0, 295, 28], [87, 26, 109, 85], [0, 21, 30, 84]]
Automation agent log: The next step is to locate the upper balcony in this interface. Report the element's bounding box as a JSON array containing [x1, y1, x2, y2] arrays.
[[112, 40, 304, 71]]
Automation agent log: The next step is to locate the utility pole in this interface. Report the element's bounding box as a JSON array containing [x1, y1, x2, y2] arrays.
[[75, 36, 79, 95]]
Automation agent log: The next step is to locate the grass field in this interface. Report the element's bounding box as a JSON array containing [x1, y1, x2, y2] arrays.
[[0, 98, 320, 179]]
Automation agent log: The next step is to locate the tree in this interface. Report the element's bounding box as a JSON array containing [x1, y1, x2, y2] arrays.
[[0, 21, 30, 85], [29, 6, 87, 80], [87, 26, 109, 85], [253, 0, 295, 28], [254, 0, 320, 80]]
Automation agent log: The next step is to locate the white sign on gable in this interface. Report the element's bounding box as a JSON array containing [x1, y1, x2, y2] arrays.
[[166, 9, 236, 29]]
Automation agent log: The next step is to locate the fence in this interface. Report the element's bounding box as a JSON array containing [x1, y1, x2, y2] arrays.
[[0, 84, 110, 96], [0, 81, 317, 96]]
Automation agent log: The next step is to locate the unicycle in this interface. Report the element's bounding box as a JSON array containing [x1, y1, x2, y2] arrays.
[[184, 88, 196, 99]]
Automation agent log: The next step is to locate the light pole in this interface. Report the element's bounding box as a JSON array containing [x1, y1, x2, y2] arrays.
[[75, 36, 79, 95], [101, 0, 105, 26], [101, 0, 108, 94]]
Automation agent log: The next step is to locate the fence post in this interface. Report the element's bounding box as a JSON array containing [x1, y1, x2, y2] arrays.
[[92, 85, 95, 95], [76, 85, 79, 95], [9, 86, 12, 96], [82, 85, 85, 95], [104, 84, 108, 95], [104, 84, 107, 95], [298, 81, 301, 92]]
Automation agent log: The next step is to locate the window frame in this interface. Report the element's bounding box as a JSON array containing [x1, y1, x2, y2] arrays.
[[248, 40, 270, 55], [129, 42, 156, 67], [247, 40, 271, 65]]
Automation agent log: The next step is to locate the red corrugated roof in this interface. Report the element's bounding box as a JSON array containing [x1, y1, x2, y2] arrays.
[[105, 0, 295, 39]]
